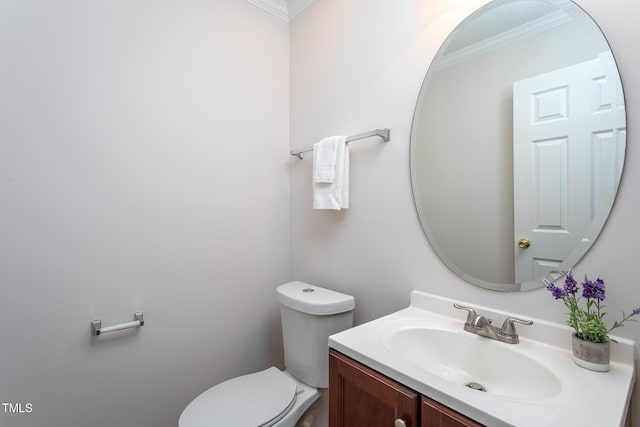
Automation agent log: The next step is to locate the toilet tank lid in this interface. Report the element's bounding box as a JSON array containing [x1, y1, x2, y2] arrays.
[[277, 281, 355, 315]]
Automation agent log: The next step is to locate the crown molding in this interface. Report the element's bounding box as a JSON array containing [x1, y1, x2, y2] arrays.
[[435, 6, 576, 71], [245, 0, 315, 21], [287, 0, 315, 20], [246, 0, 289, 21]]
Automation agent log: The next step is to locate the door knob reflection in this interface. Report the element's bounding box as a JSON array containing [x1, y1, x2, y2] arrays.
[[518, 238, 531, 249]]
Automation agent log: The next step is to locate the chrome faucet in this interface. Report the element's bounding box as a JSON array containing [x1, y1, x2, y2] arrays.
[[454, 303, 533, 344]]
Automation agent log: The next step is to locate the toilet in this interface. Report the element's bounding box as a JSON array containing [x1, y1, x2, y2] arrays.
[[179, 281, 355, 427]]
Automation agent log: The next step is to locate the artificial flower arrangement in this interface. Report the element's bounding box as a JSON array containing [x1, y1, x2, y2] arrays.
[[543, 271, 640, 343]]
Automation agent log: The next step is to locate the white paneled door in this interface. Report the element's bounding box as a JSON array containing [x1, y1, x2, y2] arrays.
[[513, 52, 625, 288]]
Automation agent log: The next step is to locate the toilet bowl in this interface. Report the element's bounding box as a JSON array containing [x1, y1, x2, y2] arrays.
[[178, 368, 319, 427], [178, 281, 355, 427]]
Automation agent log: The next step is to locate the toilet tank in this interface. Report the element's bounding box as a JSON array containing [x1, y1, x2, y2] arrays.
[[277, 281, 355, 389]]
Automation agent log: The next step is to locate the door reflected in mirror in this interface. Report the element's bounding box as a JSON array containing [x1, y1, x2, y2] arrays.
[[410, 0, 626, 291]]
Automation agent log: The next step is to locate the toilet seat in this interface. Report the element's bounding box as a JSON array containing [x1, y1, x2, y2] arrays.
[[178, 367, 298, 427]]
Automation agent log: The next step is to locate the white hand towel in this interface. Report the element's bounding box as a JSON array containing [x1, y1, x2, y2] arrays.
[[313, 136, 349, 210], [313, 136, 341, 183]]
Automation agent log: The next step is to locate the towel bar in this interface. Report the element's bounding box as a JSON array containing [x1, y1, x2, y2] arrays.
[[91, 312, 144, 336], [290, 128, 390, 159]]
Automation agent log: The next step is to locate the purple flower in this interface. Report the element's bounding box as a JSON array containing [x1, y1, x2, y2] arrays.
[[582, 277, 606, 301], [546, 282, 567, 300], [546, 272, 640, 341], [563, 273, 578, 295]]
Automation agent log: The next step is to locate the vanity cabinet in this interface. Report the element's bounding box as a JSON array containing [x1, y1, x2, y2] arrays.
[[329, 349, 483, 427], [329, 349, 419, 427]]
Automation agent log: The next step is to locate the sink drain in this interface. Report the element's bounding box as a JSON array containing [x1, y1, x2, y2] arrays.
[[465, 382, 487, 392]]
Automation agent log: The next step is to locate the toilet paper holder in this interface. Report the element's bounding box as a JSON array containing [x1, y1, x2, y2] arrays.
[[91, 312, 144, 336]]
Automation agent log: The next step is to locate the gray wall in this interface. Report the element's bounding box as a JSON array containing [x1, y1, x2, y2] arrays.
[[0, 1, 289, 426], [290, 0, 640, 424]]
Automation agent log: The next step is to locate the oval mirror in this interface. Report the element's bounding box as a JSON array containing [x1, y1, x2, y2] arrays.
[[411, 0, 626, 291]]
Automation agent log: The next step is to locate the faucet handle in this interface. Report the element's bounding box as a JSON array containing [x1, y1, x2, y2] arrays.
[[500, 317, 533, 337], [453, 303, 478, 324]]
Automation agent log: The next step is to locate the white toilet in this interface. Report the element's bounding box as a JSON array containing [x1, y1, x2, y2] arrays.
[[178, 281, 355, 427]]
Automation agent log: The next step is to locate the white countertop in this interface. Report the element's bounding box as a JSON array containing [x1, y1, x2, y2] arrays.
[[328, 291, 636, 427]]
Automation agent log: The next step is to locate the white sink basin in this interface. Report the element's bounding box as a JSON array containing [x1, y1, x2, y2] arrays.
[[328, 291, 636, 427], [384, 327, 561, 400]]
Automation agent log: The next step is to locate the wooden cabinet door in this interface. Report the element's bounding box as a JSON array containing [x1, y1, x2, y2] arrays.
[[422, 396, 484, 427], [329, 349, 419, 427]]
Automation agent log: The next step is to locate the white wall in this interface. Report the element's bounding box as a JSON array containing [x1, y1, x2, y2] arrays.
[[290, 0, 640, 424], [0, 1, 289, 426]]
